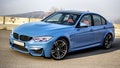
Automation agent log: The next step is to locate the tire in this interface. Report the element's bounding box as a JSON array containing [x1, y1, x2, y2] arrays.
[[103, 34, 113, 49], [51, 39, 68, 60]]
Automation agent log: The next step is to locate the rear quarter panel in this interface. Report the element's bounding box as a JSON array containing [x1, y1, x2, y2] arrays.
[[104, 22, 115, 42]]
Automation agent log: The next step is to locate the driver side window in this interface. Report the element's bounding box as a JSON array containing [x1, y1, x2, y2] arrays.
[[80, 15, 92, 26]]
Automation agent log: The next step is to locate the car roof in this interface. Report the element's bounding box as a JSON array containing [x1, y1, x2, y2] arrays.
[[56, 10, 97, 15]]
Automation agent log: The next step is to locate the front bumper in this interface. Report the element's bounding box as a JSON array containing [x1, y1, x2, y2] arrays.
[[9, 34, 54, 58]]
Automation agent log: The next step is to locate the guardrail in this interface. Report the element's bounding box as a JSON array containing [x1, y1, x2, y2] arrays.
[[0, 16, 41, 25], [0, 16, 42, 30]]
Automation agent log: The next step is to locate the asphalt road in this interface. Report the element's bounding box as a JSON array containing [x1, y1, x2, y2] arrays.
[[0, 30, 120, 68]]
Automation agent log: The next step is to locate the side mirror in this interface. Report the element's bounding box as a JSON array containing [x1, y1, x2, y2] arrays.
[[80, 22, 89, 28]]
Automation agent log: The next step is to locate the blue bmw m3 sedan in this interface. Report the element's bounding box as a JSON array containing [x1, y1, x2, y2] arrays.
[[9, 10, 115, 60]]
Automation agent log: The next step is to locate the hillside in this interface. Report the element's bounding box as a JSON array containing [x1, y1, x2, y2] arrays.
[[5, 11, 45, 18]]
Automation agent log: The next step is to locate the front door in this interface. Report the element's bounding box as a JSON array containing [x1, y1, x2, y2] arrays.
[[70, 14, 95, 50]]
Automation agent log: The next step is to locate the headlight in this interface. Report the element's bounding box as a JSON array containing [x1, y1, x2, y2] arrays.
[[33, 36, 52, 42]]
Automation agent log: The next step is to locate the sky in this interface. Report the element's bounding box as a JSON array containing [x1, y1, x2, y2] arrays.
[[0, 0, 120, 21]]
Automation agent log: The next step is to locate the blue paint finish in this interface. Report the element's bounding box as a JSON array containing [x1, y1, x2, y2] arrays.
[[9, 10, 115, 58]]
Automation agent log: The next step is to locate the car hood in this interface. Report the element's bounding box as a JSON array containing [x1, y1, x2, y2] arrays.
[[14, 22, 72, 36]]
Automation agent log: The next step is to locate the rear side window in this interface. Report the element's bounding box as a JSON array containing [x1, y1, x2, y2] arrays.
[[92, 14, 107, 26], [93, 15, 101, 26], [101, 17, 106, 25]]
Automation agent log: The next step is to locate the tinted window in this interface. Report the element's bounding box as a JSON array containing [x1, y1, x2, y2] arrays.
[[80, 15, 92, 26], [63, 14, 79, 24], [101, 17, 106, 25], [93, 15, 102, 26], [45, 13, 62, 23], [43, 12, 80, 25]]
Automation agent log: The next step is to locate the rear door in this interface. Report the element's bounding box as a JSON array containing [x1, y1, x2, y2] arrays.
[[91, 14, 107, 44]]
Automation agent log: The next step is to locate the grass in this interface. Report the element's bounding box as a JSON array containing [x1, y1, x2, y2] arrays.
[[113, 24, 120, 37], [113, 24, 120, 29]]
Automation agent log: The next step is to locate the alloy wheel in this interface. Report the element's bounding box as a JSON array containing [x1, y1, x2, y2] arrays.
[[51, 39, 68, 60], [104, 34, 113, 49]]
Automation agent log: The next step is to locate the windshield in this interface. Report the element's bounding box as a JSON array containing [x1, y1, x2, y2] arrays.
[[42, 12, 80, 25]]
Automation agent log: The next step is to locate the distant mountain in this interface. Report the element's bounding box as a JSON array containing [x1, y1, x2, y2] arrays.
[[6, 11, 46, 18]]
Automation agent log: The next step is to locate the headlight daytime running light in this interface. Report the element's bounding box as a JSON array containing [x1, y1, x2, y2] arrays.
[[33, 36, 52, 42]]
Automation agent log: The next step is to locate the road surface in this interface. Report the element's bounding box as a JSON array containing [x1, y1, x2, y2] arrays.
[[0, 30, 120, 68]]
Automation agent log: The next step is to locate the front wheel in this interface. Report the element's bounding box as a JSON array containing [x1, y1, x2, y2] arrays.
[[51, 39, 68, 60], [103, 34, 113, 49]]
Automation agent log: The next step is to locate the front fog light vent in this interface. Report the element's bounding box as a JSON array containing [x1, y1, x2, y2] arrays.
[[32, 49, 43, 54]]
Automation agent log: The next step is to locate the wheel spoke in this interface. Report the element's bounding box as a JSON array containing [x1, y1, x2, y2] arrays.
[[105, 40, 108, 45], [108, 35, 112, 43], [62, 42, 66, 46], [51, 50, 56, 53], [60, 50, 66, 53], [108, 35, 111, 40], [56, 51, 61, 58], [54, 42, 59, 47]]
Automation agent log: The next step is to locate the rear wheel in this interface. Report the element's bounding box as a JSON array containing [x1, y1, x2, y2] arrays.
[[51, 39, 68, 60], [103, 34, 113, 49]]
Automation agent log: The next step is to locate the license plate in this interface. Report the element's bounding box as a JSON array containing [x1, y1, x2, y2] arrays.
[[13, 40, 24, 47]]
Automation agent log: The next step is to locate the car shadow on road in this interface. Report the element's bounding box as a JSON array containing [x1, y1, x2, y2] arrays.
[[65, 38, 120, 60]]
